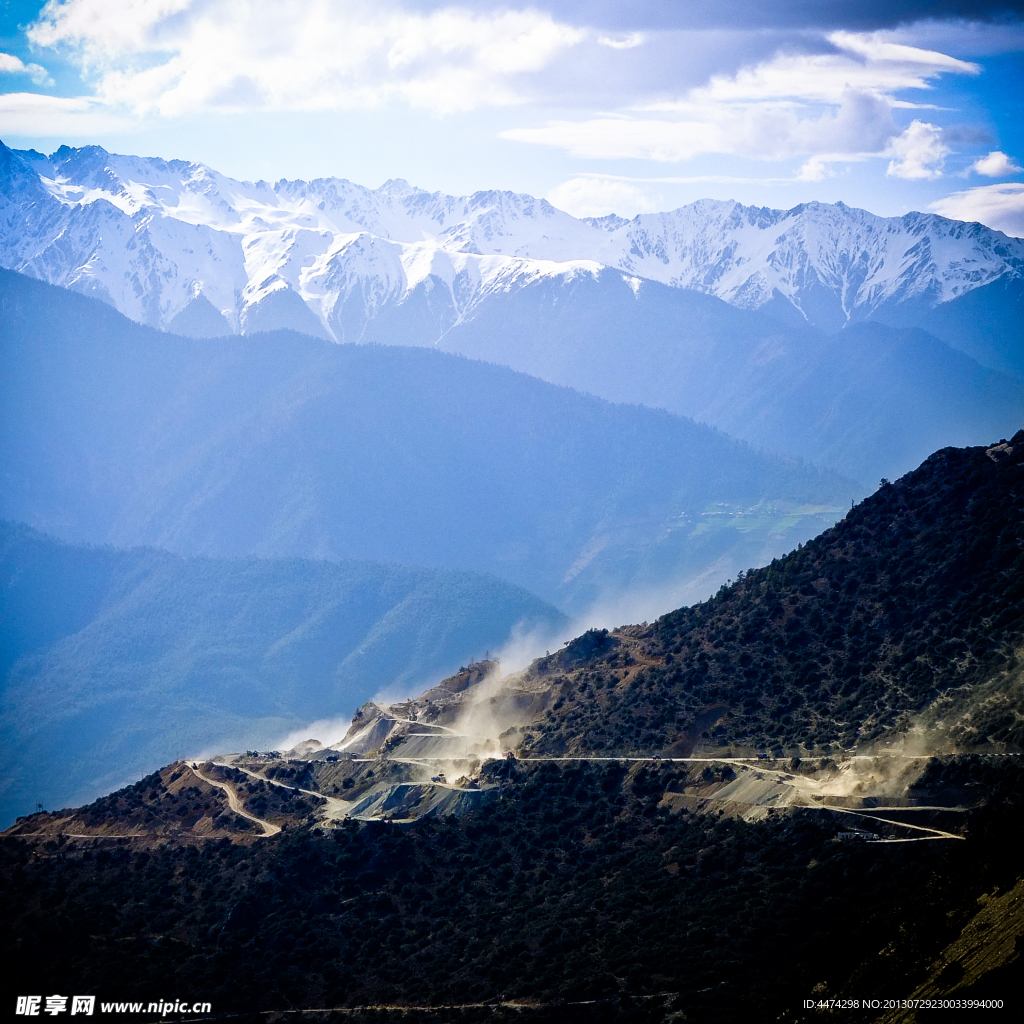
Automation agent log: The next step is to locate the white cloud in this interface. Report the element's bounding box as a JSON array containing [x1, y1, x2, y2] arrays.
[[969, 150, 1023, 177], [27, 0, 584, 116], [796, 156, 834, 181], [930, 183, 1024, 238], [686, 31, 977, 106], [886, 120, 948, 180], [598, 33, 644, 50], [504, 29, 977, 175], [505, 88, 899, 163], [827, 31, 978, 74], [0, 51, 54, 86], [30, 0, 195, 58], [547, 176, 659, 218], [0, 91, 134, 135]]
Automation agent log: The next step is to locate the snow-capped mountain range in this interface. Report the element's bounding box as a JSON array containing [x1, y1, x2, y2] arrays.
[[3, 140, 1023, 340]]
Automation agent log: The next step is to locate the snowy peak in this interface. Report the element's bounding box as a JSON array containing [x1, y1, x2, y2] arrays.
[[2, 140, 1022, 339], [610, 198, 1023, 328]]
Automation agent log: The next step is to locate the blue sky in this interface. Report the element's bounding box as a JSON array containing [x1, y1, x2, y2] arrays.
[[1, 0, 1022, 232]]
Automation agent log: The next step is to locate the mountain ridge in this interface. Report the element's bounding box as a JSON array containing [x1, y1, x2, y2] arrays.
[[308, 429, 1024, 767], [3, 139, 1022, 344], [519, 430, 1024, 757], [5, 141, 1022, 484]]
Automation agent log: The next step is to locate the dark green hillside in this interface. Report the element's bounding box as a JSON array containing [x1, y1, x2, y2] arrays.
[[3, 757, 1022, 1021], [524, 431, 1024, 756], [0, 521, 565, 827], [0, 268, 855, 613]]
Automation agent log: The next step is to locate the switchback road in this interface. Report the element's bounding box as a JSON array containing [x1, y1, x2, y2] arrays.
[[189, 763, 281, 837]]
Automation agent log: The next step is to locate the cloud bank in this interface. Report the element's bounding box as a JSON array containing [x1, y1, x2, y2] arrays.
[[931, 182, 1024, 237], [27, 0, 584, 116], [6, 0, 1019, 216], [503, 30, 977, 176], [0, 91, 133, 135]]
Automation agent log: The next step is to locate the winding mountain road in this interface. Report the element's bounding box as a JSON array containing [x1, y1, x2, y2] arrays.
[[222, 761, 352, 820], [189, 763, 281, 837], [387, 753, 968, 841], [811, 805, 965, 842]]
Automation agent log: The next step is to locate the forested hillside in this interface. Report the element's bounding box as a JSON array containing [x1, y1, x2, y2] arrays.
[[3, 755, 1021, 1021], [523, 432, 1024, 757]]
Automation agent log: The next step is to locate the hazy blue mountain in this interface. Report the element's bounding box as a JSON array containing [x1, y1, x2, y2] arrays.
[[0, 520, 567, 826], [870, 276, 1024, 379], [0, 269, 854, 615], [425, 269, 1024, 483], [704, 321, 1024, 485]]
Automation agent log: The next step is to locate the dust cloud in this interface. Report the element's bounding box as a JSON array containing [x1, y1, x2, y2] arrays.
[[273, 716, 358, 753]]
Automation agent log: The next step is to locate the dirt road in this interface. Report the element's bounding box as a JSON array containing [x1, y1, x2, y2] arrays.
[[812, 805, 965, 842], [189, 763, 281, 837], [222, 761, 351, 820]]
